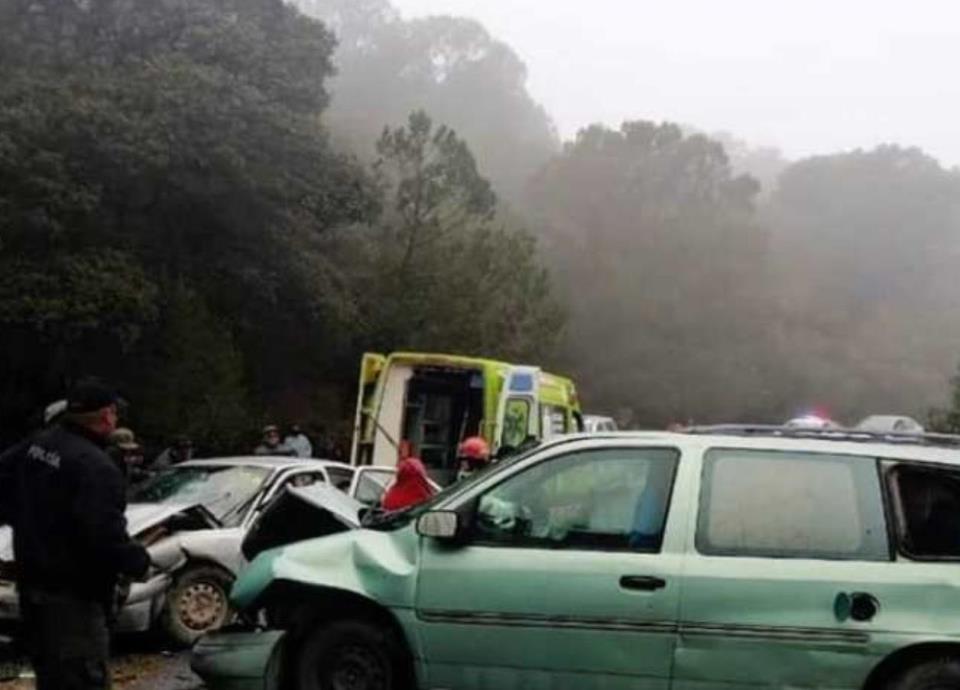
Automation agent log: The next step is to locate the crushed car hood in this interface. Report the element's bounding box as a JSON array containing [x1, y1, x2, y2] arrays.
[[240, 484, 363, 561], [287, 484, 363, 527], [0, 502, 216, 563], [233, 523, 420, 612], [126, 503, 213, 535]]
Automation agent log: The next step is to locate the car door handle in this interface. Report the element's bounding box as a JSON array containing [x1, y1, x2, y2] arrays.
[[620, 575, 667, 591]]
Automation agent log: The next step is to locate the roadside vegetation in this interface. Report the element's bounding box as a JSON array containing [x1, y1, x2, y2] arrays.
[[3, 0, 960, 449]]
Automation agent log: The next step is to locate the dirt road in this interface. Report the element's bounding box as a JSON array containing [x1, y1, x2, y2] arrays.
[[0, 650, 203, 690]]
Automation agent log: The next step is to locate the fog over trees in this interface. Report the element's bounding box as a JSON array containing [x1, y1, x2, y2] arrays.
[[2, 0, 958, 448], [296, 0, 558, 202]]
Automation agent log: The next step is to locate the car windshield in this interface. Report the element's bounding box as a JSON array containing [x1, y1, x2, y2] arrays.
[[130, 465, 273, 527], [363, 442, 542, 531]]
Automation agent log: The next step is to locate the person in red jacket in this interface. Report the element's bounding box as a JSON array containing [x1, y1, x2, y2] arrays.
[[382, 455, 435, 511]]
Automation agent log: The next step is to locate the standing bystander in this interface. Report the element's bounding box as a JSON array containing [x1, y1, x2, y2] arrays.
[[283, 424, 313, 459], [254, 425, 296, 457], [152, 436, 194, 470], [107, 428, 151, 487]]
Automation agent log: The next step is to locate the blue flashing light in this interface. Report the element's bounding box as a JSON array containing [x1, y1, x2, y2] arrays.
[[510, 373, 535, 393]]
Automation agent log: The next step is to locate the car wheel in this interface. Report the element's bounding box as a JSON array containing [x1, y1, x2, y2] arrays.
[[295, 619, 402, 690], [886, 658, 960, 690], [161, 565, 233, 647]]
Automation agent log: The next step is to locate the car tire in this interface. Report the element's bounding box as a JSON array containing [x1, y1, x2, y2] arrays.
[[295, 619, 403, 690], [885, 657, 960, 690], [160, 565, 233, 647]]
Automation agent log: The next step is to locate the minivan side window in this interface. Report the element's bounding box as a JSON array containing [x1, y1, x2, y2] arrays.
[[889, 465, 960, 559], [473, 448, 679, 552], [698, 449, 889, 561]]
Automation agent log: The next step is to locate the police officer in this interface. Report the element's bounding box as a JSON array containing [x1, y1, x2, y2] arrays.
[[0, 379, 151, 690]]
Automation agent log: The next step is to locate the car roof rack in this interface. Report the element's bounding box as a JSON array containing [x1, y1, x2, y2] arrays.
[[683, 424, 960, 449]]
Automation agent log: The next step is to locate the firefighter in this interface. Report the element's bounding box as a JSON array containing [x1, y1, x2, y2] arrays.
[[456, 436, 491, 481]]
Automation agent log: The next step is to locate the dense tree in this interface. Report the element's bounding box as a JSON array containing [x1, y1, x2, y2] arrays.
[[341, 111, 564, 361], [4, 0, 960, 447], [295, 0, 559, 201], [709, 131, 789, 198], [0, 0, 377, 446], [526, 122, 776, 425], [0, 0, 567, 450], [771, 146, 960, 308], [0, 249, 160, 442], [766, 146, 960, 420], [132, 289, 251, 454], [928, 364, 960, 434]]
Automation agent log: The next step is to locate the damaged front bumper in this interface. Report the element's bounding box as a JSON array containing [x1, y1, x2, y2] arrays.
[[191, 628, 286, 690]]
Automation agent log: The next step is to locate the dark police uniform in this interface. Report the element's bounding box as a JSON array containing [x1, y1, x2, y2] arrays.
[[0, 417, 149, 689]]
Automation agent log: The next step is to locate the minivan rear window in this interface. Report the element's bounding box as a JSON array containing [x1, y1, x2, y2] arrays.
[[698, 449, 889, 561], [889, 465, 960, 559]]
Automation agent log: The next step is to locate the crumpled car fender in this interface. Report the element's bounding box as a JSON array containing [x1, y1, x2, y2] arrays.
[[178, 528, 247, 577], [125, 572, 173, 606], [233, 527, 420, 614]]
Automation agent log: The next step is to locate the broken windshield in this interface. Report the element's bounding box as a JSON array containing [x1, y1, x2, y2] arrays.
[[130, 465, 272, 527]]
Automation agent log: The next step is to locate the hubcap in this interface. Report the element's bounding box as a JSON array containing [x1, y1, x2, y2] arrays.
[[327, 644, 387, 690], [177, 581, 226, 631]]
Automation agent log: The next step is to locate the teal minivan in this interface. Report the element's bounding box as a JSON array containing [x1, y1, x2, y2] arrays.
[[192, 427, 960, 690]]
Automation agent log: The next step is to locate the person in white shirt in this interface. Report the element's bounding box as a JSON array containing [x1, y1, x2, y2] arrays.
[[254, 425, 296, 457], [283, 424, 313, 459]]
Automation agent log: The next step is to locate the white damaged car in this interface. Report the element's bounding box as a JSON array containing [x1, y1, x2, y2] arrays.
[[0, 457, 387, 644]]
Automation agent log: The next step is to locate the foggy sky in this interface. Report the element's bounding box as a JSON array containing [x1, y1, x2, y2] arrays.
[[392, 0, 960, 166]]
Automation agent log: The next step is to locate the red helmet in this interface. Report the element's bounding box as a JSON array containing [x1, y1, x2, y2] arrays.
[[458, 436, 490, 462]]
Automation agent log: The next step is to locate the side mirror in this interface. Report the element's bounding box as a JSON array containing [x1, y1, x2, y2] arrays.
[[416, 511, 459, 540]]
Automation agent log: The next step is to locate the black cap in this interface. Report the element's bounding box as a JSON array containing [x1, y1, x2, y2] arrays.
[[66, 379, 124, 414]]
